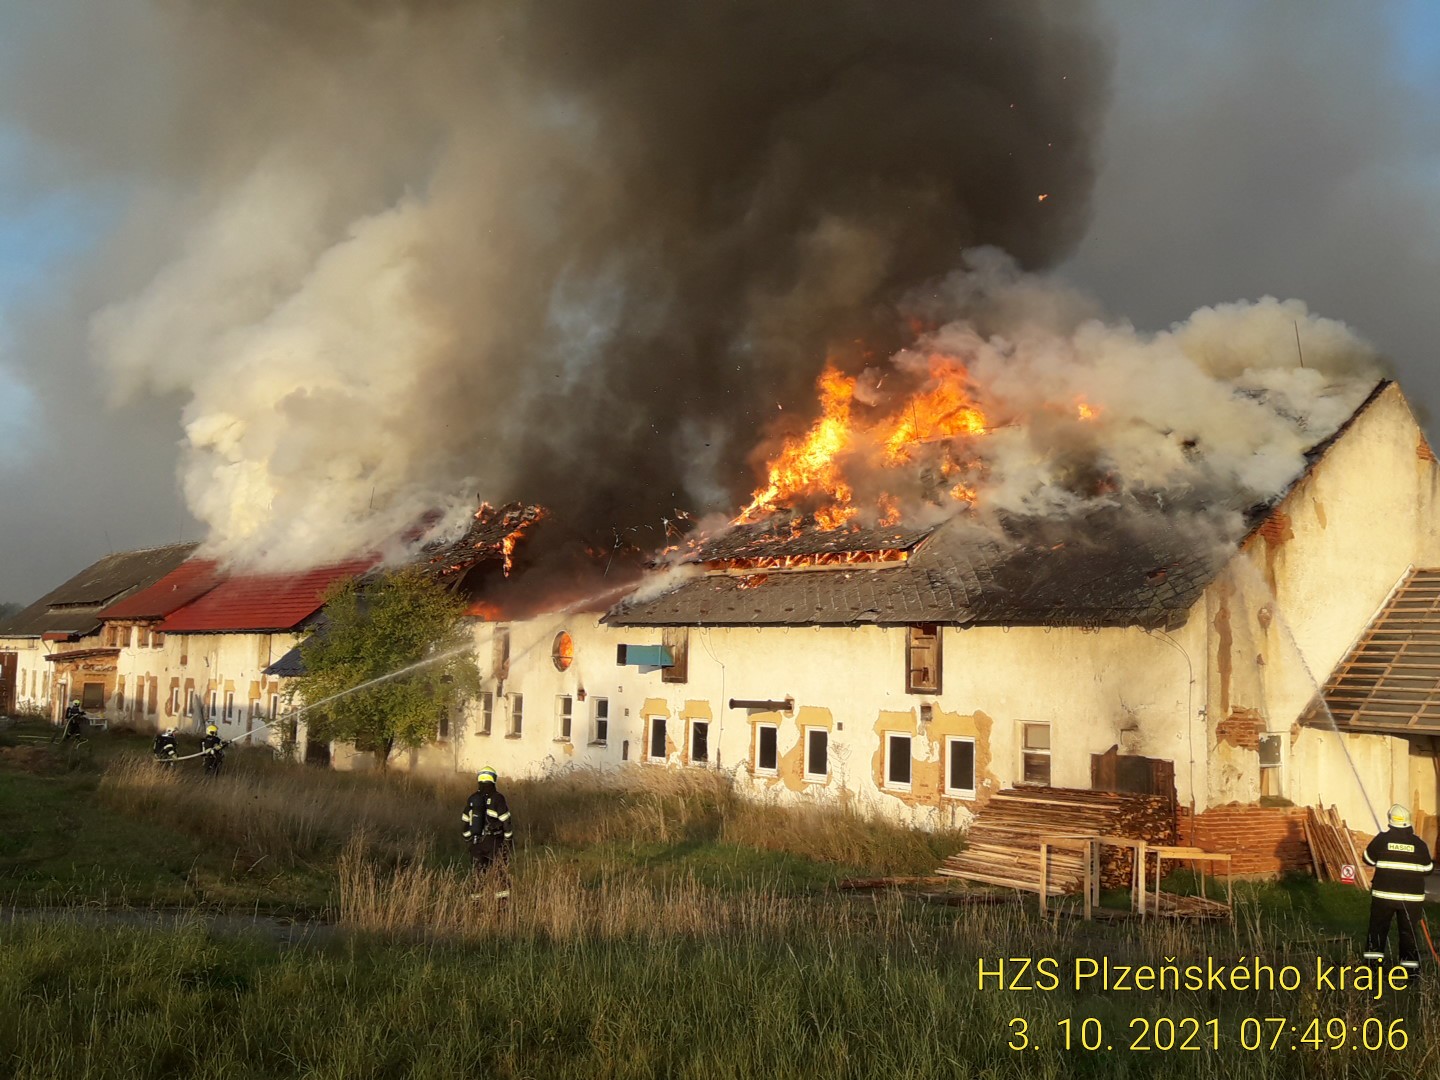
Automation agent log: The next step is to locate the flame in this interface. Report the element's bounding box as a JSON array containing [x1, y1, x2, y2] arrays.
[[1076, 400, 1097, 421], [736, 367, 857, 524], [737, 357, 991, 528], [466, 600, 504, 621]]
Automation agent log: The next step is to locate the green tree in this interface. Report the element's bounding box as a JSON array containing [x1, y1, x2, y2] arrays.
[[293, 568, 480, 768]]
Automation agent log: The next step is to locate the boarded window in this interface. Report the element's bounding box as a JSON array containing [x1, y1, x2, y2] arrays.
[[82, 683, 104, 710], [556, 695, 573, 740], [153, 632, 165, 648], [479, 692, 494, 736], [591, 697, 609, 744], [886, 733, 912, 787], [508, 693, 523, 736], [1021, 723, 1051, 786], [945, 736, 976, 796], [755, 724, 778, 774], [148, 677, 158, 716], [805, 728, 828, 781], [662, 627, 689, 684], [906, 624, 941, 693], [649, 717, 668, 761], [492, 627, 511, 681], [691, 719, 709, 764]]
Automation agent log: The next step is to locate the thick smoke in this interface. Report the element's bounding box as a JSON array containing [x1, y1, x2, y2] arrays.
[[8, 0, 1108, 569], [810, 251, 1383, 530]]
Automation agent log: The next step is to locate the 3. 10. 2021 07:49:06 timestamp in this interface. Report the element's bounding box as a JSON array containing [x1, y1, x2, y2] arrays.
[[1008, 1016, 1409, 1052]]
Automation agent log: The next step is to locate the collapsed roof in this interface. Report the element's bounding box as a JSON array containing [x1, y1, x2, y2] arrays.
[[607, 380, 1390, 630]]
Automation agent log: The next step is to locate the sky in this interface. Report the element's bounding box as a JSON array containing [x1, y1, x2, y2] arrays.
[[1, 0, 1438, 604]]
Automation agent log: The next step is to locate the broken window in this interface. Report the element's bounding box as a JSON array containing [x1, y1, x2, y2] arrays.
[[508, 693, 523, 736], [82, 683, 104, 711], [648, 717, 668, 762], [492, 626, 511, 682], [1258, 733, 1282, 768], [591, 697, 609, 745], [885, 733, 912, 788], [804, 728, 829, 782], [661, 627, 689, 684], [690, 719, 709, 764], [945, 736, 976, 797], [552, 631, 574, 672], [479, 692, 494, 736], [1021, 723, 1051, 786], [755, 723, 778, 775], [556, 695, 573, 741], [906, 624, 942, 694]]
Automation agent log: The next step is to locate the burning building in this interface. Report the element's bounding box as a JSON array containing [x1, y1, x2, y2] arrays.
[[403, 373, 1440, 867]]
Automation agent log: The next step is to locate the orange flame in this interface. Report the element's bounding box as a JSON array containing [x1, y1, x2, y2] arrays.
[[1076, 399, 1098, 421], [738, 357, 991, 528]]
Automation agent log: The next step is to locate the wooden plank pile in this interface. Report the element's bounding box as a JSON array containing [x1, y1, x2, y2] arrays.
[[937, 787, 1177, 896], [1302, 806, 1370, 888], [1151, 893, 1230, 921]]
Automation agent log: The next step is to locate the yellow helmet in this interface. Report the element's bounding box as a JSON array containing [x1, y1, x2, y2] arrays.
[[206, 724, 219, 736], [477, 767, 498, 786], [1388, 804, 1412, 828]]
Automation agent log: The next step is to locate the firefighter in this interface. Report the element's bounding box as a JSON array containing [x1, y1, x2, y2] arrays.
[[152, 727, 178, 767], [61, 701, 86, 741], [462, 767, 514, 902], [1362, 804, 1434, 976], [200, 724, 227, 778]]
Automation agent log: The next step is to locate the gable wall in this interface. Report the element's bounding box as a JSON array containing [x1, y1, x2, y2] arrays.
[[1202, 383, 1440, 823]]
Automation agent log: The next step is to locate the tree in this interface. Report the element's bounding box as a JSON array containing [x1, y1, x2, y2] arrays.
[[292, 567, 480, 768], [0, 601, 23, 623]]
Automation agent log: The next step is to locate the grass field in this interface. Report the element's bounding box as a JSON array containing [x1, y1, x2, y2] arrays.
[[2, 719, 1436, 1079]]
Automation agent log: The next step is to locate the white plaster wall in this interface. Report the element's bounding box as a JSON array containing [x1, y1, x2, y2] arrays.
[[1202, 384, 1440, 817], [420, 608, 1206, 830], [110, 629, 298, 747], [0, 637, 53, 715]]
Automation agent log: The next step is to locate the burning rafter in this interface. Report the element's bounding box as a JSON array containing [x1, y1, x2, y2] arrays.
[[420, 502, 547, 585]]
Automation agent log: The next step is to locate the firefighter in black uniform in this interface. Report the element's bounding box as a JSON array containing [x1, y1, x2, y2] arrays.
[[462, 767, 514, 902], [200, 724, 227, 778], [153, 727, 179, 768], [61, 701, 86, 741], [1362, 804, 1434, 976]]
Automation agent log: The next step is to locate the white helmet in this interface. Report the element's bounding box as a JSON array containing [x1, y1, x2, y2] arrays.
[[1388, 804, 1412, 828]]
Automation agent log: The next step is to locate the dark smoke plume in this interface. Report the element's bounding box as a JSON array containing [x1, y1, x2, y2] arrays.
[[4, 0, 1108, 568]]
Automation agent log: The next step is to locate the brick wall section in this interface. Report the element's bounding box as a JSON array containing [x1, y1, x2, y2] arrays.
[[1177, 804, 1314, 876], [1215, 709, 1265, 752]]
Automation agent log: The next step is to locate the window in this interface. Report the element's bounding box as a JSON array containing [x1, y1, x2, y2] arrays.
[[690, 719, 709, 764], [148, 677, 158, 715], [137, 627, 150, 648], [552, 631, 574, 672], [1258, 733, 1282, 768], [508, 693, 523, 736], [662, 627, 689, 684], [116, 689, 126, 712], [122, 626, 132, 648], [906, 624, 941, 693], [187, 689, 198, 718], [1021, 723, 1051, 786], [170, 687, 182, 716], [246, 700, 256, 735], [492, 627, 511, 681], [754, 723, 778, 775], [479, 692, 494, 736], [556, 695, 573, 741], [82, 683, 104, 711], [591, 697, 609, 745], [438, 704, 450, 740], [225, 692, 235, 720], [804, 728, 829, 782], [153, 632, 165, 648], [648, 716, 668, 762], [209, 691, 218, 719], [269, 695, 279, 721], [885, 733, 912, 789], [945, 736, 976, 797]]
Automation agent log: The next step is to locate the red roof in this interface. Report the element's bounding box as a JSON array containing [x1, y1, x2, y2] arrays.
[[158, 559, 374, 633], [100, 559, 224, 620]]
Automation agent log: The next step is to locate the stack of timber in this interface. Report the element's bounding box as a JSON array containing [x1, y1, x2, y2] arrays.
[[937, 787, 1177, 895], [1151, 893, 1230, 921], [1302, 806, 1370, 888]]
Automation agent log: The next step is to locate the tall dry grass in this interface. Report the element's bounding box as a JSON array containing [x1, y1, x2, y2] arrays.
[[98, 749, 961, 873]]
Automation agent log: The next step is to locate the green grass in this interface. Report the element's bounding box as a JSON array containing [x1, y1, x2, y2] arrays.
[[4, 717, 1440, 1079]]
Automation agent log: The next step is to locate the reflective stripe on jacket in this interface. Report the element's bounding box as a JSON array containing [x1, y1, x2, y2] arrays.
[[1364, 826, 1433, 902]]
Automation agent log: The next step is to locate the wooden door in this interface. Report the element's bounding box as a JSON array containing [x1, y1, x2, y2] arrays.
[[0, 653, 15, 715]]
